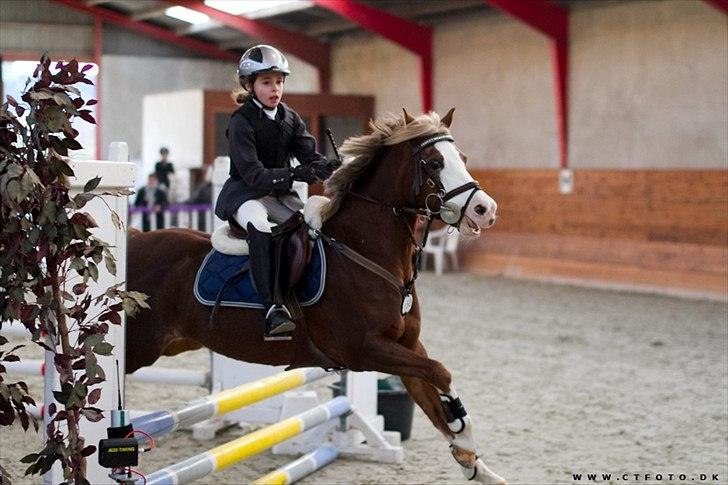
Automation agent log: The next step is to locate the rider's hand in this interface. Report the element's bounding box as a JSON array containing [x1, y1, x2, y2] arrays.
[[312, 162, 334, 181], [290, 165, 317, 183]]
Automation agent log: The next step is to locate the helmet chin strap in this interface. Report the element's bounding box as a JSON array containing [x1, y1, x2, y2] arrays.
[[251, 96, 277, 113]]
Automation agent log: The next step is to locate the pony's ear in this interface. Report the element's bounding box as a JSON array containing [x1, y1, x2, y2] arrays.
[[402, 108, 415, 125], [441, 108, 455, 128]]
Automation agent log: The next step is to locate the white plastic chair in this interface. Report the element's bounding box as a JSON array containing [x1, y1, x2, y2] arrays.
[[421, 226, 460, 275]]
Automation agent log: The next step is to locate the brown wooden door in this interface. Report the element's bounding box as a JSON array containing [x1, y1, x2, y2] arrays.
[[203, 90, 374, 169]]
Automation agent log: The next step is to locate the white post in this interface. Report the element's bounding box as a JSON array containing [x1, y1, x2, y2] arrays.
[[204, 211, 212, 233], [212, 156, 230, 231], [346, 371, 378, 421], [44, 144, 136, 484], [42, 333, 60, 485]]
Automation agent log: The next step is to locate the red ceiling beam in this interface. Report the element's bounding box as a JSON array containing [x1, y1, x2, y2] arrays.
[[485, 0, 569, 169], [52, 0, 237, 62], [486, 0, 567, 40], [311, 0, 433, 112], [170, 0, 331, 93], [703, 0, 728, 15]]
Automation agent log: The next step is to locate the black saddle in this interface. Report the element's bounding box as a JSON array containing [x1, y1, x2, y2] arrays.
[[228, 212, 313, 288]]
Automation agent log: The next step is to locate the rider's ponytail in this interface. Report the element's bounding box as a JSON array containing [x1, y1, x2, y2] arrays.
[[231, 74, 255, 105]]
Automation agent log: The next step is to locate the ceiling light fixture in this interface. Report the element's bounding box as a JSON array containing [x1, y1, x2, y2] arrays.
[[203, 0, 313, 19], [165, 6, 210, 24]]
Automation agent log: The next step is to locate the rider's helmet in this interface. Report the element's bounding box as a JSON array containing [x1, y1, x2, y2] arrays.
[[237, 45, 291, 78]]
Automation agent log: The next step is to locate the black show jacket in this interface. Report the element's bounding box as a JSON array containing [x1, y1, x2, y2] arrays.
[[215, 100, 327, 221]]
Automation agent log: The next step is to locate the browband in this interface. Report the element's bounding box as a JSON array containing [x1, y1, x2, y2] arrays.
[[412, 135, 454, 155]]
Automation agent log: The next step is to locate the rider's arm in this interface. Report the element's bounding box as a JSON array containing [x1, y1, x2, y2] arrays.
[[289, 111, 332, 181], [228, 114, 292, 191]]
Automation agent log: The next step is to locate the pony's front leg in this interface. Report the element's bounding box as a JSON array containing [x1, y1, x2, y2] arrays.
[[441, 385, 507, 484], [401, 367, 507, 484]]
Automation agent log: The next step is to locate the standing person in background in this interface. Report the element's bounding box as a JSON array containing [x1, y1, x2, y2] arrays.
[[186, 165, 213, 231], [134, 173, 168, 231], [215, 44, 333, 341], [154, 146, 175, 190]]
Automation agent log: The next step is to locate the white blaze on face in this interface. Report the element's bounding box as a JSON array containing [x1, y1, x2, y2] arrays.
[[435, 141, 498, 235]]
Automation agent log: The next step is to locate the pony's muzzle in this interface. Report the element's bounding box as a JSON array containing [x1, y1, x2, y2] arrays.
[[466, 191, 497, 228]]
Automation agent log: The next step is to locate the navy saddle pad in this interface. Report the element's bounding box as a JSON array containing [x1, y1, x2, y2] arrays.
[[194, 238, 326, 309]]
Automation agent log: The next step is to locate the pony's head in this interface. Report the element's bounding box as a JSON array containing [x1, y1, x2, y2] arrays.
[[323, 108, 497, 237]]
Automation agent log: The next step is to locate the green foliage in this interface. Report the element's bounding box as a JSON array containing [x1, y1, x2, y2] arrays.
[[0, 55, 147, 484]]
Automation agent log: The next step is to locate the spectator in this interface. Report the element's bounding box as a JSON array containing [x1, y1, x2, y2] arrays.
[[186, 167, 213, 231], [187, 174, 212, 205], [134, 173, 168, 231], [154, 147, 175, 190]]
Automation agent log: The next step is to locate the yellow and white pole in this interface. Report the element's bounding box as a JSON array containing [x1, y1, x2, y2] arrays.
[[141, 397, 349, 485]]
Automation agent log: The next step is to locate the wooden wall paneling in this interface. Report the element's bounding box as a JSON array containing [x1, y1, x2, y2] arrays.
[[461, 168, 727, 295], [472, 169, 728, 246]]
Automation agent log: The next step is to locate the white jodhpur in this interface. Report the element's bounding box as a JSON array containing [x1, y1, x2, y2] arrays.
[[211, 196, 329, 256]]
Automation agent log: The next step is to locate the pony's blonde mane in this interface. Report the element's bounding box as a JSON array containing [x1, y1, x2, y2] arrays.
[[322, 111, 449, 220]]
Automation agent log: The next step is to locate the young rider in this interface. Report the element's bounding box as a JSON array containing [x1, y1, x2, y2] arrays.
[[215, 44, 332, 341]]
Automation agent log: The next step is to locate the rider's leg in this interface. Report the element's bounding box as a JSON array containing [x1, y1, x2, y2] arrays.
[[235, 199, 272, 233], [234, 200, 296, 339]]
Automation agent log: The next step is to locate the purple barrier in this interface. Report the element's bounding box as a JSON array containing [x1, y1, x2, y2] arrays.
[[129, 204, 212, 215]]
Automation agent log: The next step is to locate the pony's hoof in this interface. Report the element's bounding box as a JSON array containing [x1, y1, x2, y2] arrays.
[[462, 458, 507, 485], [451, 444, 477, 468]]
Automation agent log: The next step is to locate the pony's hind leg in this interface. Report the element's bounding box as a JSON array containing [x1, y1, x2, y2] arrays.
[[400, 346, 507, 484]]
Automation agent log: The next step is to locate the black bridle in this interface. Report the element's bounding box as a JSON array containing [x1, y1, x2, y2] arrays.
[[314, 133, 483, 315], [410, 134, 481, 226]]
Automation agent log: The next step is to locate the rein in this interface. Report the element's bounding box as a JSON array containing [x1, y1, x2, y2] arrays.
[[312, 216, 428, 316], [315, 132, 478, 315]]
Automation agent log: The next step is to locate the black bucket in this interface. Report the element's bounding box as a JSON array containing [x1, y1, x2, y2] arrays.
[[329, 375, 414, 441], [377, 375, 414, 441]]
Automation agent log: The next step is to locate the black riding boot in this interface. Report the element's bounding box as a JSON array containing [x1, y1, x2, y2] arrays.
[[247, 224, 296, 340]]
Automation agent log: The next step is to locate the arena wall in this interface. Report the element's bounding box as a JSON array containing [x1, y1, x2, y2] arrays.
[[331, 0, 727, 169], [3, 0, 726, 294], [99, 52, 317, 166], [569, 0, 727, 169], [328, 1, 726, 295], [464, 169, 728, 296]]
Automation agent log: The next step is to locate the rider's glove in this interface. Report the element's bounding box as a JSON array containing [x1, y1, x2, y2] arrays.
[[312, 161, 334, 181], [290, 165, 317, 183]]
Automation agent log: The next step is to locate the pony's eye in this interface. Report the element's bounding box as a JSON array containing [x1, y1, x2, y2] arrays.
[[427, 159, 444, 170]]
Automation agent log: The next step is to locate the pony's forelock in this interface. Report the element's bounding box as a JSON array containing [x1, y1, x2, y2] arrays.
[[321, 111, 449, 220]]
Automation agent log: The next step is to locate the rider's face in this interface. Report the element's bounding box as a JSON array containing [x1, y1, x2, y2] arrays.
[[252, 73, 285, 109]]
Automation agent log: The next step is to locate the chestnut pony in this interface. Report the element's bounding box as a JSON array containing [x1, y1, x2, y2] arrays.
[[127, 109, 506, 484]]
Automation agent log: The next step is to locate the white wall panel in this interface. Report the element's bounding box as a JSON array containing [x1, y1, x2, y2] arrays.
[[142, 90, 204, 177], [101, 54, 317, 171], [434, 11, 557, 169], [569, 0, 727, 168], [332, 33, 420, 117]]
